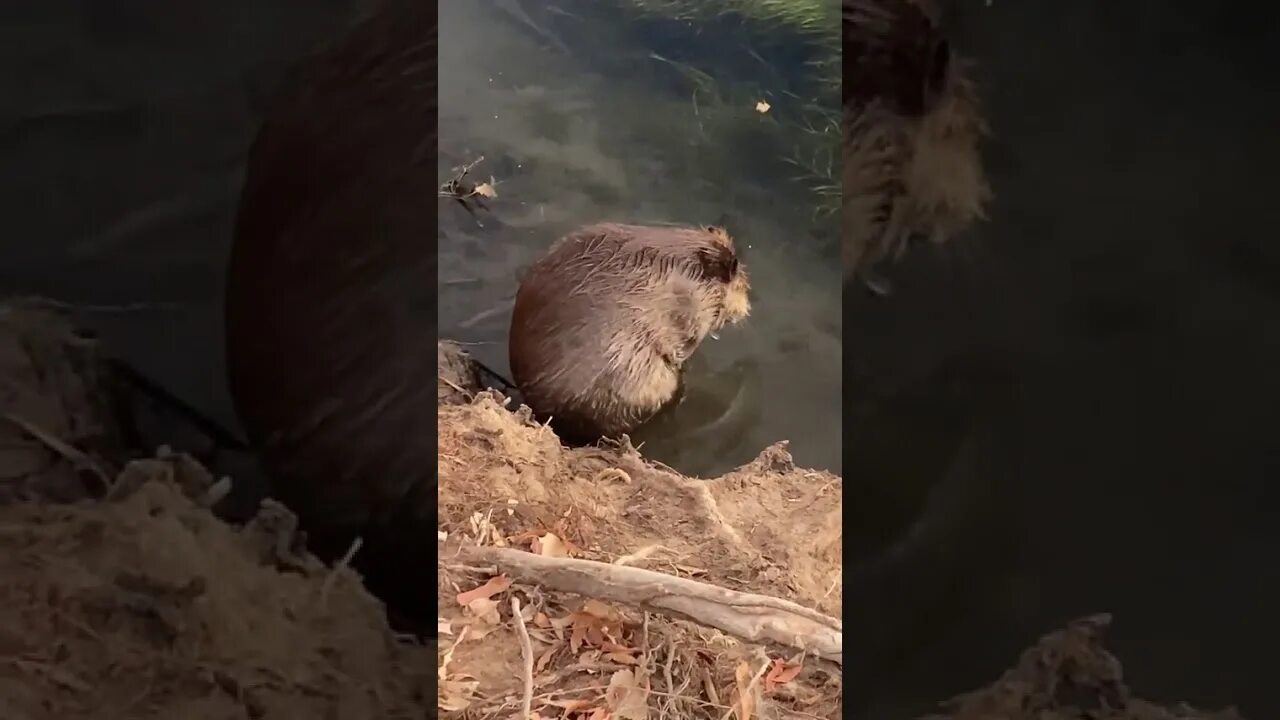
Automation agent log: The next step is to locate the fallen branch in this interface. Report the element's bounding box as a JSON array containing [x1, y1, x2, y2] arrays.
[[451, 545, 842, 664]]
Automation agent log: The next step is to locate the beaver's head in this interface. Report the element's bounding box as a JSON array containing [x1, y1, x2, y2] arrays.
[[842, 0, 989, 286], [699, 225, 751, 326]]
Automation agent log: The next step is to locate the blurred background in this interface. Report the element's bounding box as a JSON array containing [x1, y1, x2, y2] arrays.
[[844, 1, 1280, 717]]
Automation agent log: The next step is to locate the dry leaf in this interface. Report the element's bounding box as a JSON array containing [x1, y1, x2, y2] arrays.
[[605, 669, 649, 720], [535, 646, 558, 673], [438, 626, 468, 681], [548, 699, 596, 712], [606, 651, 639, 665], [570, 620, 589, 653], [764, 658, 804, 693], [466, 597, 500, 622], [588, 709, 610, 720], [438, 678, 480, 711], [438, 617, 454, 636], [537, 532, 569, 558], [473, 181, 497, 198], [581, 599, 624, 624], [567, 601, 624, 653], [464, 597, 502, 640], [534, 612, 551, 628], [456, 575, 512, 606], [755, 100, 771, 113], [559, 533, 585, 556], [733, 661, 755, 720]]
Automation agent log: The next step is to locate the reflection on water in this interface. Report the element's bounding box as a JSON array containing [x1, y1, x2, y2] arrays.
[[438, 0, 841, 476]]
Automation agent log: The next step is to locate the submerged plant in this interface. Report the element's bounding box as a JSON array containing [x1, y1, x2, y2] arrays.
[[619, 0, 839, 50], [604, 0, 841, 212]]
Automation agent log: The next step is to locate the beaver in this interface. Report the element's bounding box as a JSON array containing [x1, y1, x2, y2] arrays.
[[223, 0, 439, 629], [509, 223, 751, 440], [843, 0, 990, 292]]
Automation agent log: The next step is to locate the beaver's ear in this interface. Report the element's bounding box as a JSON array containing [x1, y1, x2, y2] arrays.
[[703, 225, 734, 250], [695, 245, 737, 283]]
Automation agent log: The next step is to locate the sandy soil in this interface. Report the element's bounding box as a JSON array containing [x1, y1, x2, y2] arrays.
[[436, 384, 844, 718], [0, 301, 1251, 720], [0, 300, 433, 720]]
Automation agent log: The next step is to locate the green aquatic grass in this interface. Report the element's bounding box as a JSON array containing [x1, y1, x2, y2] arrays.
[[614, 0, 841, 214], [620, 0, 839, 48], [529, 0, 841, 217]]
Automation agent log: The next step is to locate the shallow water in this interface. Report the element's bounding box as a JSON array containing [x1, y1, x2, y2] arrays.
[[438, 0, 841, 477]]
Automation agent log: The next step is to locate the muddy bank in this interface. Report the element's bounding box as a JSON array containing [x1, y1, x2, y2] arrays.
[[924, 615, 1245, 720], [437, 340, 844, 717], [0, 300, 433, 719]]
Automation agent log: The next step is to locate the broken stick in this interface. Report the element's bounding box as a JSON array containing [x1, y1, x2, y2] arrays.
[[451, 545, 842, 664]]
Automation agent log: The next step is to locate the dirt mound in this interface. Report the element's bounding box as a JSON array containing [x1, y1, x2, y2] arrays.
[[925, 615, 1245, 720], [0, 454, 434, 719], [436, 389, 844, 718], [0, 299, 121, 504], [0, 301, 434, 720]]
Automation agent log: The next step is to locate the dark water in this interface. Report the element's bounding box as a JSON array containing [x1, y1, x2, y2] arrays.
[[438, 0, 842, 478], [0, 0, 362, 442], [846, 2, 1280, 717]]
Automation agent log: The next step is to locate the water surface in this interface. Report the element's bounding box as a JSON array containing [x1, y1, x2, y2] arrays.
[[438, 0, 842, 476]]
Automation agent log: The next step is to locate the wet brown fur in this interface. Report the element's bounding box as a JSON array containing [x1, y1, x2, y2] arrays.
[[223, 0, 438, 626], [510, 223, 751, 439], [843, 0, 990, 281]]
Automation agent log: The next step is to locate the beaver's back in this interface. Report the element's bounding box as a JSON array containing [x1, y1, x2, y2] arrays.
[[223, 0, 438, 622], [509, 223, 726, 438]]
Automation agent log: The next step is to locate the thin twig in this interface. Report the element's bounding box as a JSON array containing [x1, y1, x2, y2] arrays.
[[438, 375, 472, 397], [0, 411, 112, 490], [319, 537, 363, 611], [511, 597, 534, 719]]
